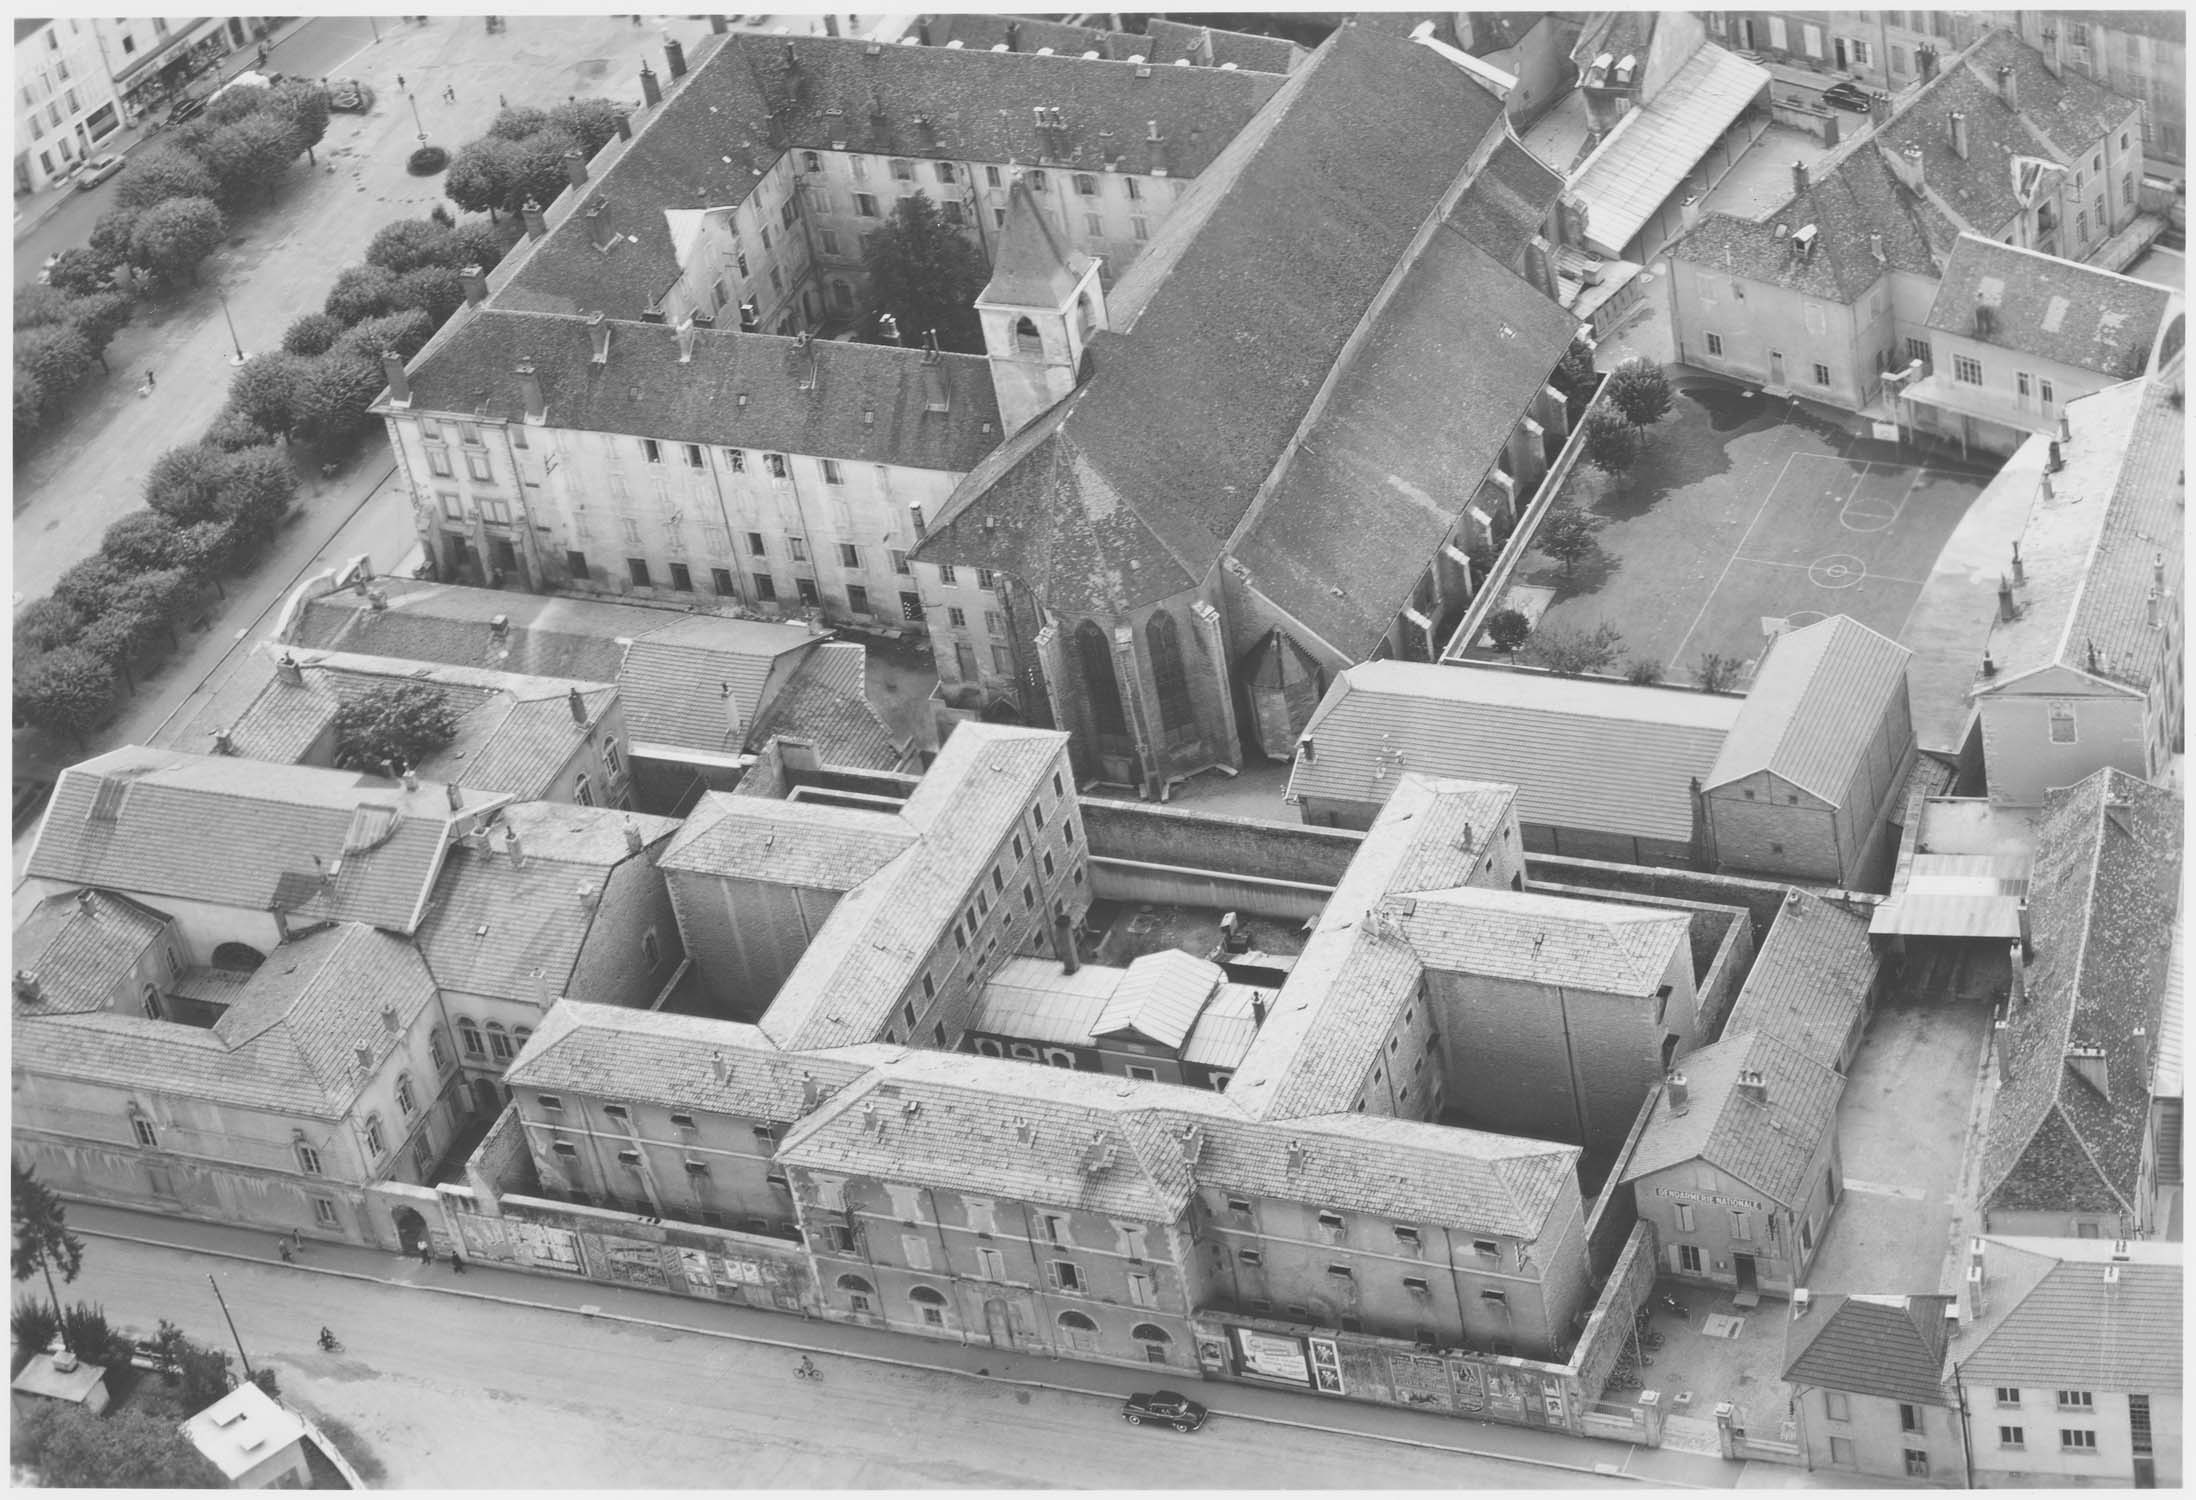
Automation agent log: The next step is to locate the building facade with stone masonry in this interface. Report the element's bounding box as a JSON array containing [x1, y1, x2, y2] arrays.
[[1781, 1293, 1966, 1483], [917, 20, 1586, 793], [1968, 352, 2186, 805], [14, 17, 125, 191], [1974, 768, 2181, 1240], [373, 23, 1286, 624], [1667, 27, 2148, 418], [1950, 1235, 2181, 1487]]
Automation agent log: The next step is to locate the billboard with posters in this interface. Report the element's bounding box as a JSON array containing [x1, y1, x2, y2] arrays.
[[1307, 1337, 1344, 1395], [1229, 1327, 1312, 1386]]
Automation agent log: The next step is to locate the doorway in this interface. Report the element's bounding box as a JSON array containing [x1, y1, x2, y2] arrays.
[[984, 1298, 1015, 1349], [1733, 1252, 1761, 1308], [392, 1206, 429, 1256], [1768, 350, 1787, 387]]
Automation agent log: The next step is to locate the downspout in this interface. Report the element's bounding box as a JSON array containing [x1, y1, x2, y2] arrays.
[[1954, 1360, 1976, 1486]]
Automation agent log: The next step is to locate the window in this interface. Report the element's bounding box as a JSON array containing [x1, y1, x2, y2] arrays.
[[1812, 362, 1831, 387], [753, 573, 777, 602], [1729, 1211, 1753, 1242], [765, 453, 788, 480], [364, 1114, 387, 1157], [628, 558, 652, 588], [466, 451, 495, 484], [1048, 1260, 1083, 1292], [669, 563, 693, 593], [820, 459, 845, 488], [487, 1023, 513, 1063], [293, 1141, 323, 1175], [2077, 210, 2089, 241], [459, 1018, 484, 1058], [1124, 177, 1141, 201], [837, 542, 861, 569], [2057, 1390, 2094, 1410], [1954, 354, 1983, 385], [787, 537, 807, 562], [1131, 216, 1149, 242], [1999, 1426, 2025, 1448], [426, 447, 454, 478], [1084, 213, 1103, 236], [1705, 332, 1724, 357], [2061, 1429, 2098, 1451], [1824, 1390, 1851, 1422], [1828, 1437, 1854, 1468], [1678, 1244, 1703, 1273], [985, 165, 1002, 189], [2049, 702, 2078, 744], [2039, 377, 2054, 406], [990, 644, 1013, 674], [1903, 1451, 1929, 1479], [1673, 1203, 1696, 1234], [438, 492, 464, 522], [947, 606, 967, 628], [976, 567, 997, 591], [1994, 1387, 2021, 1407], [855, 192, 879, 217], [725, 448, 748, 474], [1027, 170, 1047, 192], [1899, 1403, 1924, 1434], [396, 1074, 417, 1116], [429, 1029, 450, 1072], [1237, 1249, 1264, 1267], [640, 438, 662, 464]]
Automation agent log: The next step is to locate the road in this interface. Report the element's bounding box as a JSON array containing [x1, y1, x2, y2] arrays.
[[70, 1232, 1623, 1490]]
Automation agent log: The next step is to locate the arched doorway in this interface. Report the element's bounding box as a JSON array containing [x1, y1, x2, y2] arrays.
[[1132, 1322, 1172, 1364], [1057, 1309, 1099, 1354], [391, 1205, 428, 1256]]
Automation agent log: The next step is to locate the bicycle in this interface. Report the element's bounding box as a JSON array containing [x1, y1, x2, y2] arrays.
[[793, 1356, 822, 1382]]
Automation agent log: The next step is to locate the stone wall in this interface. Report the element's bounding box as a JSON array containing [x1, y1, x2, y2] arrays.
[[1080, 798, 1363, 887]]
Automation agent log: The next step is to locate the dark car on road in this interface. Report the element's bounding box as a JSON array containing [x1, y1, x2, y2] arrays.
[[1821, 80, 1875, 113], [1122, 1391, 1208, 1432], [167, 92, 209, 125]]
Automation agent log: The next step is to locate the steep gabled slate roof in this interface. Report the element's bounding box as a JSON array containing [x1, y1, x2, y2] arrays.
[[1950, 1237, 2184, 1391], [1783, 1295, 1955, 1406], [1706, 615, 1911, 804], [916, 21, 1518, 621], [744, 640, 906, 770], [13, 890, 173, 1018], [413, 802, 679, 1003], [1979, 770, 2181, 1217], [1927, 234, 2174, 379], [1624, 1029, 1843, 1206], [1722, 891, 1876, 1070], [399, 312, 1004, 475], [658, 792, 916, 889], [2062, 354, 2185, 691], [1449, 131, 1562, 267], [1398, 886, 1689, 996], [982, 176, 1093, 307], [1290, 660, 1738, 844], [25, 746, 488, 935]]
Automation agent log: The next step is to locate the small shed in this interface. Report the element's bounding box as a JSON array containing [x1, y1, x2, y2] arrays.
[[10, 1350, 111, 1420], [181, 1381, 311, 1490]]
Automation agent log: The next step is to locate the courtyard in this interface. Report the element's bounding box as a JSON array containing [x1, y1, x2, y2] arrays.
[[1511, 380, 1996, 682]]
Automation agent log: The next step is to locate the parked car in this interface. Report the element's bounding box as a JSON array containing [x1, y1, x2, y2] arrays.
[[1821, 80, 1874, 113], [75, 154, 124, 190], [1121, 1391, 1208, 1432], [167, 93, 208, 125]]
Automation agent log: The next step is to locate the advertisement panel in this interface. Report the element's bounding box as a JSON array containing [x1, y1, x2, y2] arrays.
[[1307, 1336, 1344, 1395], [1230, 1327, 1311, 1386], [511, 1220, 581, 1274]]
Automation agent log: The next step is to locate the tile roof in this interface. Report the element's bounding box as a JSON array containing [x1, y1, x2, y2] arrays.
[[25, 746, 489, 935], [1926, 234, 2175, 380], [759, 724, 1068, 1050], [1959, 29, 2148, 158], [1396, 887, 1690, 997], [971, 956, 1123, 1045], [1706, 615, 1911, 805], [1979, 769, 2182, 1217], [288, 580, 820, 755], [1290, 660, 1738, 844], [1567, 43, 1768, 254], [1624, 1029, 1844, 1206], [1668, 139, 1959, 303], [745, 640, 907, 770], [1950, 1236, 2184, 1391], [1092, 950, 1224, 1049], [916, 21, 1526, 627], [1722, 891, 1876, 1070], [1179, 982, 1264, 1069], [13, 890, 173, 1019], [2156, 905, 2183, 1098], [659, 791, 915, 888], [1782, 1295, 1954, 1406], [413, 801, 679, 1003], [1449, 132, 1562, 268], [398, 311, 1005, 476], [15, 924, 438, 1118], [505, 999, 885, 1120], [911, 15, 1308, 75], [493, 32, 1282, 322]]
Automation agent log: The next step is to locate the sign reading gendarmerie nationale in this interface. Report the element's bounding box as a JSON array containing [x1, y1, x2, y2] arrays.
[[1652, 1186, 1768, 1212]]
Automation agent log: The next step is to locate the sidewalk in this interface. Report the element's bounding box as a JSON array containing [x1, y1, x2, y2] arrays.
[[69, 1198, 1754, 1489]]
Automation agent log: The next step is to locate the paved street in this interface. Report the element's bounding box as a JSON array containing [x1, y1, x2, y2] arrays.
[[65, 1219, 1638, 1490]]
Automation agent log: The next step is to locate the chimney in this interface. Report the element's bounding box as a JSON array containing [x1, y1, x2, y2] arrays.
[[1897, 143, 1926, 193], [275, 652, 305, 687], [2058, 411, 2073, 444], [2155, 552, 2167, 588], [1996, 63, 2018, 111], [522, 198, 548, 240], [1736, 1068, 1769, 1104], [2047, 440, 2064, 473], [1792, 1287, 1812, 1317], [665, 35, 687, 80], [2147, 588, 2161, 627], [1981, 650, 1997, 677], [1869, 231, 1884, 263], [381, 350, 411, 405], [1792, 160, 1810, 196], [381, 1003, 400, 1034], [639, 62, 662, 109], [1998, 575, 2018, 622], [2043, 23, 2064, 78], [1917, 44, 1938, 83], [517, 362, 546, 422], [1523, 237, 1558, 302], [576, 882, 598, 910], [1053, 911, 1080, 974], [613, 109, 632, 142], [1950, 110, 1969, 160], [622, 818, 644, 854], [446, 781, 464, 811], [2016, 898, 2032, 962], [567, 686, 589, 724], [561, 148, 588, 191], [1679, 194, 1702, 231], [210, 728, 235, 755], [459, 264, 488, 307], [587, 311, 611, 364], [2067, 1045, 2110, 1100], [1250, 991, 1268, 1027], [1005, 19, 1020, 51], [920, 350, 949, 413], [2010, 541, 2025, 585], [1966, 1260, 1986, 1319], [1285, 1139, 1308, 1173], [676, 317, 697, 364], [506, 829, 525, 863], [917, 18, 932, 46], [710, 14, 728, 34], [355, 1043, 374, 1071], [1974, 294, 1996, 338], [585, 196, 615, 251], [1667, 1071, 1690, 1115]]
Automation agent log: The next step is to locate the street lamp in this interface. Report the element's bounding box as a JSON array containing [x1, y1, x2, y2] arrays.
[[408, 90, 427, 144], [216, 288, 249, 366]]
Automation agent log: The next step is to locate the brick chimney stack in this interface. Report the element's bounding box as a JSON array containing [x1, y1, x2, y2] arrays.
[[459, 264, 488, 307], [665, 34, 687, 80], [1950, 110, 1970, 159], [522, 198, 548, 239], [381, 350, 411, 404], [562, 148, 588, 190], [639, 61, 662, 109], [517, 362, 546, 422]]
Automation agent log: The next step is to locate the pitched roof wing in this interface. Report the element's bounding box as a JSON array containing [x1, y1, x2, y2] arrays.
[[1624, 1030, 1844, 1205], [982, 177, 1090, 307], [1722, 891, 1876, 1069], [1926, 234, 2175, 379], [1782, 1295, 1954, 1405], [1706, 615, 1911, 803]]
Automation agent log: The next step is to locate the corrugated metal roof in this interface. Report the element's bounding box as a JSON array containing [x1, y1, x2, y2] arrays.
[[972, 957, 1122, 1046], [1567, 43, 1767, 253], [1092, 950, 1223, 1049], [1290, 660, 1738, 843], [1707, 615, 1911, 804], [1870, 853, 2032, 938]]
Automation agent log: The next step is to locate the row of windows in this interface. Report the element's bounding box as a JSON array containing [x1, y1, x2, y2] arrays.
[[1994, 1387, 2096, 1409], [833, 1272, 1173, 1349], [1997, 1427, 2099, 1452], [1217, 1203, 1476, 1259]]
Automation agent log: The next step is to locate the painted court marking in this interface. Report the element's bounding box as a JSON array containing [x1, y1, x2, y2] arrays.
[[1807, 553, 1868, 589]]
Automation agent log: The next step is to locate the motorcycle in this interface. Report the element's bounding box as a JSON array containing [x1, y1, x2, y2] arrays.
[[317, 1328, 342, 1353]]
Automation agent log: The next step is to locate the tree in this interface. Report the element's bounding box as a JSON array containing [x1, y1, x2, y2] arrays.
[[1481, 608, 1530, 653], [217, 445, 299, 537], [274, 80, 331, 163], [280, 312, 344, 357], [866, 192, 989, 353], [12, 1294, 60, 1364], [1525, 620, 1625, 676], [58, 1302, 132, 1373], [444, 136, 523, 219], [145, 443, 229, 523], [1580, 405, 1641, 483], [390, 264, 465, 324], [14, 597, 83, 654], [10, 1165, 84, 1346], [488, 105, 555, 141], [1624, 656, 1665, 685], [14, 368, 46, 444], [198, 111, 303, 209], [549, 97, 621, 156], [101, 510, 186, 573], [88, 205, 142, 273], [366, 217, 456, 276], [52, 554, 133, 619], [113, 146, 219, 211], [227, 350, 309, 437], [106, 566, 195, 651], [1694, 650, 1745, 694], [332, 681, 460, 772], [1551, 336, 1599, 404], [43, 246, 119, 297], [295, 350, 390, 443], [1604, 357, 1673, 432], [175, 516, 249, 580], [12, 1400, 229, 1487], [336, 308, 434, 364], [13, 324, 93, 414], [204, 406, 272, 454], [12, 647, 113, 745], [12, 285, 77, 329], [63, 290, 134, 372], [446, 218, 515, 273], [1536, 507, 1606, 578], [503, 132, 581, 215], [129, 196, 226, 287], [323, 263, 399, 326]]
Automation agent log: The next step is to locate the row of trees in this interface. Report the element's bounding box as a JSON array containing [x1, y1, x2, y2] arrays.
[[444, 99, 622, 219], [1485, 609, 1744, 691], [13, 286, 135, 443]]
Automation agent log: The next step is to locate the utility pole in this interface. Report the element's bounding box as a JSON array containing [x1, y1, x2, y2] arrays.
[[207, 1273, 255, 1380]]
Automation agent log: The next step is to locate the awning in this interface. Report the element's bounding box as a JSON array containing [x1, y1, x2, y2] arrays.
[[1568, 43, 1768, 255], [1869, 856, 2030, 938], [1900, 372, 2057, 438]]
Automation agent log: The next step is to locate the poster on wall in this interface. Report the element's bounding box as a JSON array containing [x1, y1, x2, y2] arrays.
[[1307, 1337, 1345, 1395], [1452, 1359, 1487, 1414], [1230, 1327, 1312, 1386], [1539, 1372, 1568, 1427], [599, 1236, 670, 1288], [711, 1254, 766, 1288], [1384, 1351, 1449, 1410], [1485, 1365, 1526, 1419], [674, 1246, 714, 1295], [511, 1221, 581, 1274]]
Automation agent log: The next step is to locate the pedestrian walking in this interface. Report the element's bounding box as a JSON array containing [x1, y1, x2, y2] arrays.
[[277, 1240, 293, 1263], [449, 1250, 468, 1274], [143, 368, 155, 391], [499, 93, 507, 109], [396, 72, 406, 91], [419, 1241, 434, 1266], [290, 1228, 304, 1255], [443, 83, 456, 103]]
